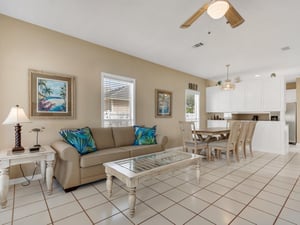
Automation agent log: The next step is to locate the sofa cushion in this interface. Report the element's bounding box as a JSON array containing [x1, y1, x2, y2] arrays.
[[80, 148, 130, 168], [90, 127, 115, 150], [112, 126, 135, 147], [134, 125, 157, 145], [120, 145, 162, 157], [59, 127, 97, 155]]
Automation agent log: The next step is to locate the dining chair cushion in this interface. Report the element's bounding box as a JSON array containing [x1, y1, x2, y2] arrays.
[[208, 140, 233, 148]]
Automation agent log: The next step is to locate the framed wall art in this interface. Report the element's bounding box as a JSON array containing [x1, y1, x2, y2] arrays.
[[155, 89, 172, 118], [28, 69, 75, 119]]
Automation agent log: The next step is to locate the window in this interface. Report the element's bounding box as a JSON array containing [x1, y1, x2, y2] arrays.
[[101, 73, 136, 127], [185, 89, 200, 129]]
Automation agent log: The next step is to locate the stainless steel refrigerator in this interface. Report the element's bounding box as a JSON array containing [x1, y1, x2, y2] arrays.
[[286, 102, 297, 144]]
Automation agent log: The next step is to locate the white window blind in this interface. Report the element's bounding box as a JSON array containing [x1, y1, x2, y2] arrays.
[[185, 89, 200, 129], [101, 73, 135, 127]]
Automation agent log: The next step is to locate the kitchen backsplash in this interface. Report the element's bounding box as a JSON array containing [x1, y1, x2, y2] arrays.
[[207, 112, 280, 121]]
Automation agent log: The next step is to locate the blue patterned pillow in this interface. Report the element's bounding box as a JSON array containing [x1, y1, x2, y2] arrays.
[[59, 127, 97, 155], [134, 125, 157, 145]]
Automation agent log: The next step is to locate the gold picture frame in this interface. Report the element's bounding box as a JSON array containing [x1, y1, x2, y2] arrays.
[[29, 69, 75, 119], [155, 89, 172, 118]]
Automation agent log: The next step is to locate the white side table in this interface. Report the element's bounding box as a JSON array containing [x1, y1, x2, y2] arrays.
[[0, 145, 55, 209]]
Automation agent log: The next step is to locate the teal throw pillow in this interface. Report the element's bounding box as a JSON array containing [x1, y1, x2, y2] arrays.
[[134, 125, 157, 145], [59, 127, 97, 155]]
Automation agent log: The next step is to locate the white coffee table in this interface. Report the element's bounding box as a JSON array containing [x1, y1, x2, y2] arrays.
[[104, 150, 202, 217], [0, 145, 55, 208]]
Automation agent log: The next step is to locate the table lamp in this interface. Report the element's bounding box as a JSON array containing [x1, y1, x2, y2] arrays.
[[2, 105, 30, 152]]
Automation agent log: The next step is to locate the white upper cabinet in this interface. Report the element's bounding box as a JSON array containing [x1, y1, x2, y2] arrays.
[[244, 80, 262, 112], [229, 83, 244, 112], [206, 86, 219, 112], [206, 77, 283, 113], [262, 78, 282, 111], [206, 86, 231, 112]]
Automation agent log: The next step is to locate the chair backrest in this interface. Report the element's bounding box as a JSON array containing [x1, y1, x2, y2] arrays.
[[238, 122, 249, 144], [179, 121, 195, 143], [227, 121, 241, 147], [246, 121, 257, 142]]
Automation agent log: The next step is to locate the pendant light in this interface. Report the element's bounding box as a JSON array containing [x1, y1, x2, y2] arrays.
[[221, 64, 235, 91]]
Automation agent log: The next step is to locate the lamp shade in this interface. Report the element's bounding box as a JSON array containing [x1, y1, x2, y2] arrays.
[[222, 80, 235, 91], [207, 0, 229, 19], [3, 105, 30, 125], [221, 64, 235, 91]]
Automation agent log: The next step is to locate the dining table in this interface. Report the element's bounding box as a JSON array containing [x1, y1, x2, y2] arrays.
[[195, 127, 230, 160], [195, 127, 230, 138]]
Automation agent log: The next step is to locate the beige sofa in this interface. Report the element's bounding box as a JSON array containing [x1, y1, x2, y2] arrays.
[[51, 126, 168, 191]]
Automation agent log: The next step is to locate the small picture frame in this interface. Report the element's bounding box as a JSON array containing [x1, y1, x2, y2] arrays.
[[155, 89, 172, 118], [29, 69, 75, 119]]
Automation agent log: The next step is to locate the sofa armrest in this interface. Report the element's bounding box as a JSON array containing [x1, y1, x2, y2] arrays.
[[51, 140, 81, 190], [51, 140, 80, 161], [156, 135, 168, 149]]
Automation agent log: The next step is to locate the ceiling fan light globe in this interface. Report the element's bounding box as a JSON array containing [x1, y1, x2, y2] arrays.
[[207, 0, 229, 19]]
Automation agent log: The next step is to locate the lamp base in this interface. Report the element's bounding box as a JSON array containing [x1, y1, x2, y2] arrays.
[[12, 146, 25, 153]]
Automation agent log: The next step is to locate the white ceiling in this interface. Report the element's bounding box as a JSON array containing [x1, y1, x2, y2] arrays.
[[1, 0, 300, 81]]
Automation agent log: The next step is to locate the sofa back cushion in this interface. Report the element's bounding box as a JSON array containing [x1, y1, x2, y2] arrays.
[[112, 126, 135, 147], [90, 127, 115, 150]]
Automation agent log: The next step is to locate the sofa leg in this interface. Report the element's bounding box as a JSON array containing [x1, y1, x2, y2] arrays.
[[64, 187, 78, 192]]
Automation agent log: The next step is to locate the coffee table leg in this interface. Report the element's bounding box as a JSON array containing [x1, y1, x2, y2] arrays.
[[106, 174, 113, 198], [196, 160, 201, 184], [0, 168, 9, 209], [128, 187, 136, 217]]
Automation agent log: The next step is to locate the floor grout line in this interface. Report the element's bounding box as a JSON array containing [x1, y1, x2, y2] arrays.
[[228, 152, 298, 224], [3, 151, 300, 225]]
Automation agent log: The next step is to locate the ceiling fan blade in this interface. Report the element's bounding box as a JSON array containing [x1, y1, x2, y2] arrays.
[[225, 2, 244, 28], [180, 2, 209, 29]]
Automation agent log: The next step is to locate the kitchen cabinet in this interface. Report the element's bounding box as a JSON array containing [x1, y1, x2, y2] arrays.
[[262, 78, 281, 111], [206, 77, 283, 113], [244, 80, 262, 112], [206, 86, 219, 112], [206, 86, 230, 112], [230, 83, 244, 112]]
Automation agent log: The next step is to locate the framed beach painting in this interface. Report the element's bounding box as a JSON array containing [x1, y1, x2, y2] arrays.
[[29, 69, 75, 119], [155, 89, 172, 118]]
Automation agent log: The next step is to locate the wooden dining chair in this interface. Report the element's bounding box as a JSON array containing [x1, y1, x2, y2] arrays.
[[208, 121, 241, 164], [236, 122, 249, 160], [178, 121, 208, 157], [244, 121, 257, 158]]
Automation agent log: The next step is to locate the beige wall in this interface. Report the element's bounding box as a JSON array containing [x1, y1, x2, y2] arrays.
[[0, 14, 208, 150]]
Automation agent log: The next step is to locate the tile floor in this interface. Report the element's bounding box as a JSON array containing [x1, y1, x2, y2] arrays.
[[1, 150, 300, 225]]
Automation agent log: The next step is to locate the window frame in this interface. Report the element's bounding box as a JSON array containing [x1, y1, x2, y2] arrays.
[[101, 72, 136, 127], [185, 89, 200, 129]]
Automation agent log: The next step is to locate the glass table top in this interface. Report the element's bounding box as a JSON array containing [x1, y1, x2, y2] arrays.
[[115, 151, 194, 173]]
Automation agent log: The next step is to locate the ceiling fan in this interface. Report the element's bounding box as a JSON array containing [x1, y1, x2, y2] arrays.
[[180, 0, 244, 29]]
